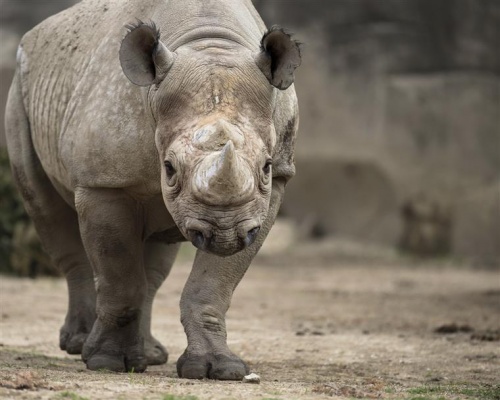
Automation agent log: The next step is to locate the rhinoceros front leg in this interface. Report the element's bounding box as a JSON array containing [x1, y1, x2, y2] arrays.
[[75, 188, 148, 372], [177, 179, 285, 380], [141, 241, 180, 365]]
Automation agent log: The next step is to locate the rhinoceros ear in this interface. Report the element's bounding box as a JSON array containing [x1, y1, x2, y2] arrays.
[[119, 20, 175, 86], [254, 26, 302, 90]]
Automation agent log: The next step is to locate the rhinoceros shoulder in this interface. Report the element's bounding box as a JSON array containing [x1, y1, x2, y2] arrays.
[[272, 87, 299, 182]]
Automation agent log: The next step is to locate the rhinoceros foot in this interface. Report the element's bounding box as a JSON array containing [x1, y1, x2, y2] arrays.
[[59, 330, 88, 355], [59, 309, 95, 355], [81, 318, 147, 373], [144, 336, 168, 365], [176, 351, 249, 380]]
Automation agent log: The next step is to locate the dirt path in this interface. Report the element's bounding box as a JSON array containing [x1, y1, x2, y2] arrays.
[[1, 250, 499, 399]]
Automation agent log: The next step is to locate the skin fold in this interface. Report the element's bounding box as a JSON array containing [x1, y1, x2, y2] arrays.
[[5, 0, 300, 378]]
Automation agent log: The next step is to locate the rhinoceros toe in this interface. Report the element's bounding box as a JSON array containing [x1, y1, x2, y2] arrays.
[[177, 351, 249, 380], [59, 305, 96, 355], [83, 343, 148, 373], [59, 331, 88, 355], [81, 318, 147, 373], [85, 353, 147, 373], [144, 337, 168, 365]]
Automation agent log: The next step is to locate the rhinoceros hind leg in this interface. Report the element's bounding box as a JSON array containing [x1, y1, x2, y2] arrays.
[[5, 71, 96, 357], [141, 241, 180, 365], [60, 332, 87, 355], [144, 338, 168, 366], [177, 351, 249, 380], [59, 306, 95, 355], [57, 216, 96, 355]]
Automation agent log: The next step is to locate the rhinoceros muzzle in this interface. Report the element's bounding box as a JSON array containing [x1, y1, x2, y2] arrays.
[[185, 216, 261, 256]]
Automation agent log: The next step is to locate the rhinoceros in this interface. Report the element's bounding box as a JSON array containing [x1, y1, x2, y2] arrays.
[[5, 0, 300, 379]]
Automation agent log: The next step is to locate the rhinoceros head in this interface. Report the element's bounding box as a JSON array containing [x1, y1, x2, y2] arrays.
[[119, 21, 300, 256]]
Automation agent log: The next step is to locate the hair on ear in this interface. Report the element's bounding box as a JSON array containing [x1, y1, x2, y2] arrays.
[[124, 19, 161, 42], [119, 19, 175, 86], [257, 25, 302, 90], [260, 25, 302, 58]]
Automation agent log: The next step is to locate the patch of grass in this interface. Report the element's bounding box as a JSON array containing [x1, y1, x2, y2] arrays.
[[385, 386, 396, 394], [93, 368, 113, 374], [407, 397, 446, 400], [162, 395, 199, 400], [408, 397, 446, 400], [57, 391, 89, 400], [127, 368, 147, 385], [458, 385, 500, 399], [407, 384, 500, 400], [408, 386, 443, 395]]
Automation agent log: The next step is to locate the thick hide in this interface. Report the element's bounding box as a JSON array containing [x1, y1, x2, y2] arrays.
[[5, 0, 300, 378]]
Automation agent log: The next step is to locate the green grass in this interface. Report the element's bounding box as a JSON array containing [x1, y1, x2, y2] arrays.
[[406, 384, 500, 400], [127, 367, 148, 385], [162, 395, 199, 400], [458, 386, 500, 399], [385, 386, 396, 394], [408, 386, 444, 395], [408, 397, 446, 400], [57, 392, 89, 400]]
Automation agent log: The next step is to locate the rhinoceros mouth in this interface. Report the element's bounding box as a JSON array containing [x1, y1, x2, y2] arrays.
[[183, 217, 261, 256]]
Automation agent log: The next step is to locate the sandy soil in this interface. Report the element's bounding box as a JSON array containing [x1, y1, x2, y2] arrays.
[[0, 244, 499, 400]]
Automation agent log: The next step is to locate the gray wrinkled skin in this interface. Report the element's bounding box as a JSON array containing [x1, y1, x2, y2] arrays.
[[5, 0, 300, 379]]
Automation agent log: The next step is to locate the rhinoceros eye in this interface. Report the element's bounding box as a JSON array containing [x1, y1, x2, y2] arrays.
[[263, 159, 272, 175], [164, 160, 176, 179]]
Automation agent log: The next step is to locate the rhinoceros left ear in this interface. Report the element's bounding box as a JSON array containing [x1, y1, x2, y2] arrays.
[[254, 26, 302, 90], [119, 20, 175, 86]]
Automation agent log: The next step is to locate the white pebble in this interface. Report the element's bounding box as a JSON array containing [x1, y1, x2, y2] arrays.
[[242, 373, 261, 384]]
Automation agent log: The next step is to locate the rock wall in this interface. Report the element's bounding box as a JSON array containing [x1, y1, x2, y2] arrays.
[[255, 0, 500, 265], [0, 0, 79, 147]]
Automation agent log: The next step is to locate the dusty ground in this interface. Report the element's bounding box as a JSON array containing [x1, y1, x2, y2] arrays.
[[0, 242, 499, 400]]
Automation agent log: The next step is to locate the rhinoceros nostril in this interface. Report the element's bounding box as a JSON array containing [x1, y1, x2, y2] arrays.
[[188, 229, 211, 250], [191, 230, 204, 248], [242, 226, 260, 249]]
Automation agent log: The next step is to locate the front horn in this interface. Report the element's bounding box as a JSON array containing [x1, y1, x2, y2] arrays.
[[193, 141, 255, 206]]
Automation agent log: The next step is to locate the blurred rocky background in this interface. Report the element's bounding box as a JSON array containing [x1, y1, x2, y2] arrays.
[[254, 0, 499, 267], [0, 0, 498, 274]]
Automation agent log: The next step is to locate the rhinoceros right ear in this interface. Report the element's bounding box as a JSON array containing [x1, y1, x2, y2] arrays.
[[119, 20, 175, 86], [255, 26, 302, 90]]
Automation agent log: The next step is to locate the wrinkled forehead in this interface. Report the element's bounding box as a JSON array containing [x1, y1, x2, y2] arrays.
[[155, 47, 275, 123]]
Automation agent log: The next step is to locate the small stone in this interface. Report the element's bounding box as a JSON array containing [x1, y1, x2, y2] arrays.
[[434, 323, 473, 334], [242, 373, 261, 384]]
